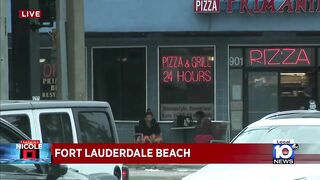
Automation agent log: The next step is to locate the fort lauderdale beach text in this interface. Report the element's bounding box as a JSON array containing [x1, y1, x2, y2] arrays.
[[54, 148, 191, 158]]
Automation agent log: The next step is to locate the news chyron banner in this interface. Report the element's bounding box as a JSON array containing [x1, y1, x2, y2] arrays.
[[51, 142, 320, 164], [1, 140, 320, 164], [0, 140, 51, 164]]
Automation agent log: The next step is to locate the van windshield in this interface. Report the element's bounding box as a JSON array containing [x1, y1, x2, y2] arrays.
[[78, 112, 114, 143]]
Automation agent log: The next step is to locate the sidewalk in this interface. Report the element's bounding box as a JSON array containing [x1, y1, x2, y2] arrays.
[[128, 164, 205, 171]]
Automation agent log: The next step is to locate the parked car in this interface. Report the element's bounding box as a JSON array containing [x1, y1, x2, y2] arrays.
[[0, 117, 119, 180], [0, 101, 129, 180], [183, 110, 320, 180]]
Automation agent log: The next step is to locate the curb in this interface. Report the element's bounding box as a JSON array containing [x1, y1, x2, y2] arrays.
[[128, 164, 205, 171]]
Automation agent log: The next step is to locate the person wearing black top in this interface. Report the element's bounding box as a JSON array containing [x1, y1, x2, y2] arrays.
[[137, 111, 163, 143]]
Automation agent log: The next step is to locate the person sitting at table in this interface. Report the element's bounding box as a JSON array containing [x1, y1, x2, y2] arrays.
[[136, 110, 163, 143], [193, 112, 214, 144], [194, 111, 206, 127]]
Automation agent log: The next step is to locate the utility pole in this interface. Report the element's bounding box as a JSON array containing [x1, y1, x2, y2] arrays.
[[66, 0, 87, 100], [0, 0, 9, 100], [11, 0, 40, 100], [56, 0, 69, 100], [29, 0, 41, 100]]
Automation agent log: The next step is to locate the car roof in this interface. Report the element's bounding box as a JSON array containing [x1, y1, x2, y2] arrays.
[[260, 110, 320, 120], [248, 118, 320, 128], [0, 100, 110, 111], [248, 110, 320, 128]]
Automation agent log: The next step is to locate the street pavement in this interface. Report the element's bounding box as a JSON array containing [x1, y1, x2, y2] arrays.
[[129, 164, 204, 180]]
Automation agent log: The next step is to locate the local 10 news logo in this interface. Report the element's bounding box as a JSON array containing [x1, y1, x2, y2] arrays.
[[273, 139, 299, 164]]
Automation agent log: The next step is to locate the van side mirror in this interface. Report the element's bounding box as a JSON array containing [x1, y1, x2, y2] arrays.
[[46, 164, 68, 179]]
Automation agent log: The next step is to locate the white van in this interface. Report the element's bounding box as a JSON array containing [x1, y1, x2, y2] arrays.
[[0, 101, 129, 180]]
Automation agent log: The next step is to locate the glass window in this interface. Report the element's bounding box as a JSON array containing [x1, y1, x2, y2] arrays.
[[159, 47, 214, 120], [0, 115, 31, 137], [279, 72, 316, 110], [229, 47, 244, 138], [0, 124, 22, 144], [40, 49, 57, 100], [8, 49, 57, 100], [93, 48, 146, 120], [40, 113, 73, 143], [78, 112, 114, 143], [229, 69, 243, 135], [248, 72, 278, 124]]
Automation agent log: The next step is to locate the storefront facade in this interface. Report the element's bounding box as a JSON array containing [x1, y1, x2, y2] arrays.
[[79, 0, 320, 143], [8, 0, 320, 143], [85, 36, 320, 142]]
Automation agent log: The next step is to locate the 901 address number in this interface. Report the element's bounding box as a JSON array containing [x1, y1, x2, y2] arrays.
[[229, 57, 243, 67]]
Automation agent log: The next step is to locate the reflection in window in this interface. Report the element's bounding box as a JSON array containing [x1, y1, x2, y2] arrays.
[[93, 48, 146, 120], [78, 112, 114, 143], [1, 115, 31, 137], [248, 72, 278, 124], [159, 47, 215, 120], [40, 113, 73, 143], [280, 72, 315, 110]]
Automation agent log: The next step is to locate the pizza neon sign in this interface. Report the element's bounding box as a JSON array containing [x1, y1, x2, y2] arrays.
[[161, 55, 213, 83], [247, 48, 314, 67]]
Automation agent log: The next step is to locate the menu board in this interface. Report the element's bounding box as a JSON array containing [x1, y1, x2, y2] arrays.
[[159, 47, 215, 120], [245, 47, 315, 67]]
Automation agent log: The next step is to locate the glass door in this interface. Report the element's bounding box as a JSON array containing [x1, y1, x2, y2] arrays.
[[246, 71, 317, 125], [247, 72, 278, 124]]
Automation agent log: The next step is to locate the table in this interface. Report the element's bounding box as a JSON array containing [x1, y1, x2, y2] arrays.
[[171, 126, 196, 143]]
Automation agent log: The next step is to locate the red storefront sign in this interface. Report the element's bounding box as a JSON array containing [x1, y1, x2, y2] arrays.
[[194, 0, 220, 13], [194, 0, 320, 14]]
